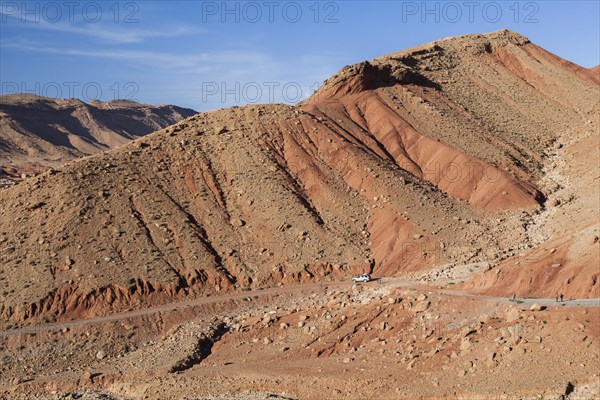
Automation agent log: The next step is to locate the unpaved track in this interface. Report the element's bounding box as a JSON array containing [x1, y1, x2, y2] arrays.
[[1, 278, 598, 337]]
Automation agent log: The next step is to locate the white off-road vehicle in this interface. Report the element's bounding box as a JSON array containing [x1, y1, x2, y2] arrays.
[[352, 274, 371, 283]]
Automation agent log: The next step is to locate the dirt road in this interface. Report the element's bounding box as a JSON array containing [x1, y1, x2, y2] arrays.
[[1, 278, 598, 337]]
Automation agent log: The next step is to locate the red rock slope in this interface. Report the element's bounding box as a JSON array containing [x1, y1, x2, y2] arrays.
[[0, 30, 598, 324]]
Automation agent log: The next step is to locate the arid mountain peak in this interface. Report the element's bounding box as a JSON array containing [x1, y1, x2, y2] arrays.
[[0, 31, 597, 329], [309, 30, 529, 99], [1, 28, 599, 399]]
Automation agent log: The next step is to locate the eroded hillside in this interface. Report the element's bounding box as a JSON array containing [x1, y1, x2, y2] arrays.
[[0, 95, 197, 176], [0, 29, 598, 327]]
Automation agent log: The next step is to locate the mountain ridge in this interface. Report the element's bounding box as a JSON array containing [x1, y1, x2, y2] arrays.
[[0, 94, 197, 176], [0, 29, 597, 325]]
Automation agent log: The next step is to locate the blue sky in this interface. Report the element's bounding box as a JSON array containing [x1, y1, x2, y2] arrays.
[[1, 1, 598, 111]]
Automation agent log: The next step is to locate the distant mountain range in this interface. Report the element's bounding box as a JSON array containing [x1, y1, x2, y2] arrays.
[[0, 94, 197, 177]]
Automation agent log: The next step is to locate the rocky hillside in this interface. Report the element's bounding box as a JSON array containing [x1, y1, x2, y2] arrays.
[[0, 29, 597, 325], [0, 95, 197, 175]]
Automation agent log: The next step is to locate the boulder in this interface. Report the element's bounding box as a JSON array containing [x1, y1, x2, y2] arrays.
[[412, 301, 430, 313], [506, 308, 521, 323], [230, 218, 245, 227], [82, 370, 93, 383], [460, 339, 473, 351], [529, 303, 544, 311]]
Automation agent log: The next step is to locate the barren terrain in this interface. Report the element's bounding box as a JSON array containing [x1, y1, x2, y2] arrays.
[[0, 30, 598, 399], [0, 95, 196, 177]]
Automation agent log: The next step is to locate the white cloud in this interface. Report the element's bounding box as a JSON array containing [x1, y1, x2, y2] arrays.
[[0, 39, 344, 110], [1, 39, 202, 69], [0, 10, 204, 44]]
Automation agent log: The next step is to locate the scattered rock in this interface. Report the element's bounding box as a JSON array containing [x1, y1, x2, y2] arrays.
[[82, 370, 93, 383], [478, 314, 491, 323], [506, 308, 521, 323], [460, 339, 473, 351], [529, 303, 545, 311], [412, 301, 430, 313], [230, 218, 245, 227]]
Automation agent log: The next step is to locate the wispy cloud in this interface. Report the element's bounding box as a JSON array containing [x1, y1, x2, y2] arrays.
[[1, 39, 278, 74], [0, 11, 203, 44], [0, 28, 343, 110], [36, 22, 203, 44], [2, 39, 198, 69]]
